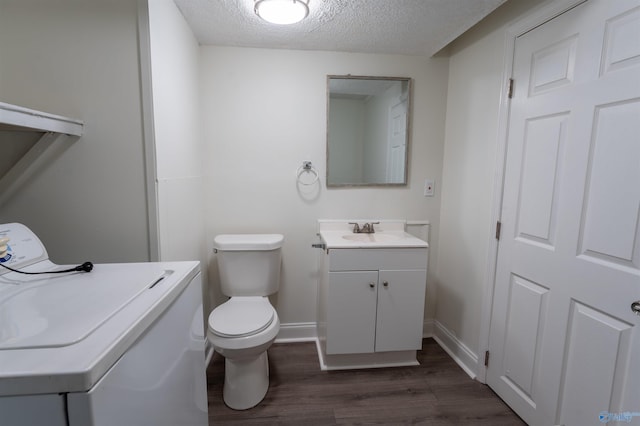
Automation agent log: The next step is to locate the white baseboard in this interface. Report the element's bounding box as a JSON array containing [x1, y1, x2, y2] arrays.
[[276, 320, 436, 343], [218, 318, 478, 378], [432, 320, 479, 380], [422, 318, 435, 337], [275, 319, 440, 344], [275, 322, 317, 343], [213, 319, 479, 381]]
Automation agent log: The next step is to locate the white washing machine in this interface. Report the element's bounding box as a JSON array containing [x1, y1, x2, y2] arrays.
[[0, 223, 208, 426]]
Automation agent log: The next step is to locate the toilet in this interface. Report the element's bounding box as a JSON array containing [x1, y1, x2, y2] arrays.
[[207, 234, 284, 410]]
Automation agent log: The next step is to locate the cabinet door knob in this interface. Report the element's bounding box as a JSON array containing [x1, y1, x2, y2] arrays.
[[383, 281, 389, 287], [369, 282, 375, 288]]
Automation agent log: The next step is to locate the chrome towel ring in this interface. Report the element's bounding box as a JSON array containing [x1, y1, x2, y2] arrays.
[[296, 161, 319, 185]]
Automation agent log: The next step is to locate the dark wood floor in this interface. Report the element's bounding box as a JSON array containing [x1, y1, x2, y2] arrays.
[[207, 338, 526, 425]]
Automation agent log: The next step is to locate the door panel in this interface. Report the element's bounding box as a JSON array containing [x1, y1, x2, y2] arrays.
[[601, 6, 640, 75], [501, 275, 548, 403], [516, 113, 568, 247], [528, 35, 577, 95], [580, 99, 640, 267], [488, 1, 640, 425], [558, 302, 634, 426]]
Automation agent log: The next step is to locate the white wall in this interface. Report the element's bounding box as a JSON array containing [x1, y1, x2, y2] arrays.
[[436, 0, 548, 365], [146, 2, 205, 259], [0, 0, 151, 263], [146, 0, 209, 313], [200, 47, 448, 328]]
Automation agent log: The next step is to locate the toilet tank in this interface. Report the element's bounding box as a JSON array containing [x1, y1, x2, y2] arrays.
[[214, 234, 284, 297]]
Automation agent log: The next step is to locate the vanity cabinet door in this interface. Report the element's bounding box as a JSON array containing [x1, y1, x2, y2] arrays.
[[326, 271, 378, 354], [375, 269, 427, 352]]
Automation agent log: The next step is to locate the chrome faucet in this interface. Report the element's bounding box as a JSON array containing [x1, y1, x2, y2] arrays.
[[361, 223, 373, 233], [348, 222, 380, 234]]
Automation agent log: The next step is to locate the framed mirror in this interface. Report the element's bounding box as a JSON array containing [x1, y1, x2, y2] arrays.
[[326, 75, 412, 187]]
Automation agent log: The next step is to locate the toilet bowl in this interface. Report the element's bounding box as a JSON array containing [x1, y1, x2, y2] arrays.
[[208, 234, 284, 410], [208, 297, 280, 410]]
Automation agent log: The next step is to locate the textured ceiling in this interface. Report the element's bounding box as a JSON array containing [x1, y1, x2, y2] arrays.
[[174, 0, 508, 57]]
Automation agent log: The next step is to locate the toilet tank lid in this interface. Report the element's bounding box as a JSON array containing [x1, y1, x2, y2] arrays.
[[214, 234, 284, 251]]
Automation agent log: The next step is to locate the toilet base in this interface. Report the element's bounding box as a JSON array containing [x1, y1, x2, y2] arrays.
[[223, 351, 269, 410]]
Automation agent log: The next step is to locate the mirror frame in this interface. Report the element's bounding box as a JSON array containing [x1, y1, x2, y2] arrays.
[[326, 75, 412, 188]]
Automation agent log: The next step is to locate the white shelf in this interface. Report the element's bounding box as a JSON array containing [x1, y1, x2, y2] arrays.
[[0, 102, 83, 135], [0, 102, 84, 205]]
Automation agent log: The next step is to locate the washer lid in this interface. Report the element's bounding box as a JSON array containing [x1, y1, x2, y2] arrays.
[[0, 265, 166, 350], [209, 297, 274, 337], [0, 260, 200, 397], [214, 234, 284, 251]]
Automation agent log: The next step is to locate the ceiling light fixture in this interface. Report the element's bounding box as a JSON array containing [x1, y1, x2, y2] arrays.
[[254, 0, 309, 25]]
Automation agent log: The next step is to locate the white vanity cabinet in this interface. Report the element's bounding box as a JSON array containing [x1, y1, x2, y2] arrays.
[[317, 247, 428, 370], [327, 269, 427, 354]]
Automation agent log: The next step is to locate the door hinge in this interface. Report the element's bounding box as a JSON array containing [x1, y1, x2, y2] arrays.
[[495, 221, 502, 240], [507, 78, 514, 99], [484, 350, 490, 367]]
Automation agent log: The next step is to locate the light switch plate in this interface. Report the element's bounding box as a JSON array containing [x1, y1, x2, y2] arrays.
[[424, 179, 435, 197]]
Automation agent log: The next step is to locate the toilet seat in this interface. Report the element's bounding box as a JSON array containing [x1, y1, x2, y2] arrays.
[[209, 297, 274, 338]]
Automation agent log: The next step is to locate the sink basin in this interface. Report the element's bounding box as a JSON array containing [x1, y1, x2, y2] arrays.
[[342, 233, 404, 243]]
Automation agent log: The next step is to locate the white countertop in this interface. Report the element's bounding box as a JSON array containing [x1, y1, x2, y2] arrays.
[[318, 220, 428, 249]]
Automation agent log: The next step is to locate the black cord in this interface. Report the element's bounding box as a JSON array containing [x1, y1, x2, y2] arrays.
[[0, 261, 93, 275]]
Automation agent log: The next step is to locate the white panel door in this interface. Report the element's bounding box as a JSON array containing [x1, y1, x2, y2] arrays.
[[488, 1, 640, 425]]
